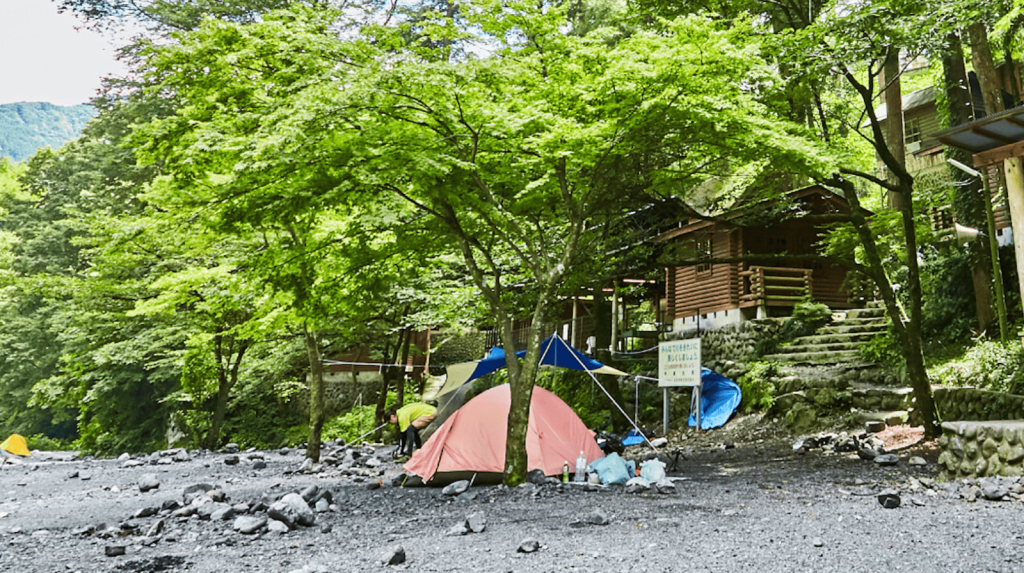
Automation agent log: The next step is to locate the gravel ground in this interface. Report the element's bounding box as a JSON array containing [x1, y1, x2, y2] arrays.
[[0, 418, 1021, 573]]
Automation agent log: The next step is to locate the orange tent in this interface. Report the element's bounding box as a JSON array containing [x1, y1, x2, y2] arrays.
[[404, 384, 604, 484], [0, 434, 30, 457]]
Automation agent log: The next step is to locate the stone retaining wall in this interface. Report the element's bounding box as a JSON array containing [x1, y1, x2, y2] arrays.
[[937, 421, 1024, 479], [932, 387, 1024, 421], [663, 319, 783, 381]]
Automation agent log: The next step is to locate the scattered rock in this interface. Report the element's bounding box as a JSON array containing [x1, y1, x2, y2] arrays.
[[138, 474, 160, 493], [518, 538, 540, 553], [527, 469, 548, 485], [873, 454, 899, 466], [812, 537, 824, 547], [105, 546, 126, 557], [442, 480, 470, 497], [267, 519, 290, 534], [268, 493, 315, 528], [467, 513, 486, 533], [586, 508, 610, 526], [382, 546, 406, 565], [446, 522, 469, 536], [865, 420, 886, 433], [908, 456, 927, 466], [877, 490, 901, 509], [233, 515, 267, 534], [983, 485, 1008, 501], [133, 506, 159, 519]]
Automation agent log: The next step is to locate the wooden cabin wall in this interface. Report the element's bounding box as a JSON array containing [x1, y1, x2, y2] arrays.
[[666, 227, 738, 320]]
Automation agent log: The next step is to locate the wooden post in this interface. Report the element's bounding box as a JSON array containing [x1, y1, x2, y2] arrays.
[[571, 295, 579, 348], [981, 166, 1010, 343], [610, 280, 619, 353], [1004, 156, 1024, 323]]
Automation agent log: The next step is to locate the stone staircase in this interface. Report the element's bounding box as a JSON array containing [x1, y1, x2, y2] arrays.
[[761, 302, 888, 367], [762, 303, 915, 431]]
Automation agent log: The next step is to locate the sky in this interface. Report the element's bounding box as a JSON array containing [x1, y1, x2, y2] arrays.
[[0, 0, 130, 106]]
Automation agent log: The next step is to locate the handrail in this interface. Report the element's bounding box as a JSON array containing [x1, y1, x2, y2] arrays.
[[741, 265, 813, 307]]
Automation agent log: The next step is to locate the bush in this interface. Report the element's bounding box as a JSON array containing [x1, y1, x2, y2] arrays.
[[859, 328, 904, 380], [25, 433, 71, 451], [780, 301, 832, 341], [737, 361, 778, 413], [931, 340, 1024, 394], [221, 378, 304, 450], [919, 249, 975, 343], [322, 385, 422, 445]]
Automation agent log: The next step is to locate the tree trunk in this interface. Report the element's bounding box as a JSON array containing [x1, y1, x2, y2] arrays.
[[830, 175, 940, 438], [305, 324, 325, 461], [943, 32, 996, 334], [882, 53, 905, 208], [204, 332, 248, 450], [502, 313, 541, 487], [397, 325, 412, 405], [969, 23, 1006, 116]]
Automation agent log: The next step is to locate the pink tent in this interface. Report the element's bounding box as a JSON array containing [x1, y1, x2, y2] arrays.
[[404, 384, 605, 484]]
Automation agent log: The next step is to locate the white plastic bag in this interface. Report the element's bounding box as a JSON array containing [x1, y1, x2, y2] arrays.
[[639, 459, 666, 483]]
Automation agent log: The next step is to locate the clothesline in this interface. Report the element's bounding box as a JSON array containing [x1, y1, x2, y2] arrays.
[[610, 345, 658, 355]]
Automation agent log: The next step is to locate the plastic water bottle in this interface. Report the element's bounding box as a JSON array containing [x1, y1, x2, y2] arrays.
[[574, 451, 586, 482], [562, 461, 569, 483]]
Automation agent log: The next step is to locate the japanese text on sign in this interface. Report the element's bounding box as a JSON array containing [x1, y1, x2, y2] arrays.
[[658, 339, 701, 387]]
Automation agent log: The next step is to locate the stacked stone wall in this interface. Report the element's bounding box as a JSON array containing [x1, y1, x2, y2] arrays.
[[938, 421, 1024, 479], [932, 387, 1024, 422], [663, 319, 783, 381]]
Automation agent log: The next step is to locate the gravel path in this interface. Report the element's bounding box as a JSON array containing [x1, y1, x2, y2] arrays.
[[0, 434, 1019, 573]]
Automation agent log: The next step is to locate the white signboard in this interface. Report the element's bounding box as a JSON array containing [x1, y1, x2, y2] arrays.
[[658, 339, 701, 387]]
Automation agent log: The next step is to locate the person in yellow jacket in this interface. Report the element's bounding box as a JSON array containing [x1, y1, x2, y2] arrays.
[[385, 402, 437, 458]]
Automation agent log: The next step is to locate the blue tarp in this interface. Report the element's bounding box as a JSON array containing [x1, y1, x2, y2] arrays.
[[437, 334, 627, 397], [688, 368, 742, 430]]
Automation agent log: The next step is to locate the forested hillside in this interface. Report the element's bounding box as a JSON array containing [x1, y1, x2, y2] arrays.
[[0, 103, 95, 161]]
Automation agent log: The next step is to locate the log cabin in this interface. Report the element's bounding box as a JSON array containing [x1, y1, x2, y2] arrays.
[[659, 185, 866, 331]]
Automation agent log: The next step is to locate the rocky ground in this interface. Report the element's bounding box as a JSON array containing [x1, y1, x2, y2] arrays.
[[1, 416, 1023, 573]]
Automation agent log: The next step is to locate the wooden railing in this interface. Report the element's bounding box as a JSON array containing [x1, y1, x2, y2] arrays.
[[739, 266, 813, 307]]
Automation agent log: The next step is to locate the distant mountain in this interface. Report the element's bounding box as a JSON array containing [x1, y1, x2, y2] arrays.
[[0, 102, 96, 162]]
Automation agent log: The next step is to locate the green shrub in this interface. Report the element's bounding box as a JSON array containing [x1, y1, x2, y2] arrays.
[[860, 328, 904, 380], [737, 361, 778, 413], [220, 378, 304, 450], [537, 369, 613, 430], [780, 301, 832, 341], [919, 249, 976, 344], [322, 385, 422, 445], [931, 340, 1024, 394], [24, 433, 71, 451]]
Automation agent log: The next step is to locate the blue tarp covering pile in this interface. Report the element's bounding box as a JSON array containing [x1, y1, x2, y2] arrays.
[[688, 368, 742, 430]]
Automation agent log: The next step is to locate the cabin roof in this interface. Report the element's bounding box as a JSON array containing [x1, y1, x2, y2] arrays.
[[655, 184, 858, 242]]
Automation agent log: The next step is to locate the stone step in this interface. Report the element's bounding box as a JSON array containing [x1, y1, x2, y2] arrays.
[[775, 341, 864, 354], [795, 331, 878, 345], [761, 349, 871, 366], [854, 410, 909, 427], [817, 320, 887, 336], [850, 386, 914, 410], [843, 307, 887, 320]]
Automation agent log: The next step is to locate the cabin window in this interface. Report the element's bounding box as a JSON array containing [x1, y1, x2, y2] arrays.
[[905, 118, 922, 144], [696, 235, 713, 274]]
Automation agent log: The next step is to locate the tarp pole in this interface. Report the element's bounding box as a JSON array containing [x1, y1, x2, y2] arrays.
[[555, 333, 658, 453], [695, 384, 702, 431], [663, 388, 669, 435]]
